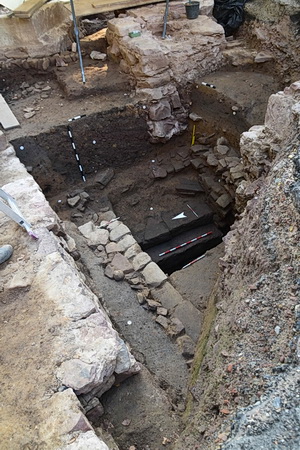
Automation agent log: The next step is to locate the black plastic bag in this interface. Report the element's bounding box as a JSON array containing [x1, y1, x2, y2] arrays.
[[213, 0, 248, 36]]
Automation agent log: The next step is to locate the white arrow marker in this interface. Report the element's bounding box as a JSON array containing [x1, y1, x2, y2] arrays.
[[172, 212, 187, 220]]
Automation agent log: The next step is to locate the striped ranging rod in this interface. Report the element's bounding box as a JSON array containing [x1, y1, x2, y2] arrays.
[[68, 114, 86, 122], [182, 254, 206, 269], [67, 125, 86, 182], [201, 82, 216, 89], [159, 231, 212, 257]]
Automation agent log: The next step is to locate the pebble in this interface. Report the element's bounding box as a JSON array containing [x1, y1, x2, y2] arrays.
[[227, 363, 234, 372], [275, 325, 281, 335], [121, 419, 131, 426], [24, 111, 36, 119], [273, 396, 281, 409], [113, 270, 125, 281]]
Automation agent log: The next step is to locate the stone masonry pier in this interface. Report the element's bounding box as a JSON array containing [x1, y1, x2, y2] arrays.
[[106, 1, 225, 141]]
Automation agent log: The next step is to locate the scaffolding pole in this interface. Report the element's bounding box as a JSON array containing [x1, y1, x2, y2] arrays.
[[69, 0, 86, 84]]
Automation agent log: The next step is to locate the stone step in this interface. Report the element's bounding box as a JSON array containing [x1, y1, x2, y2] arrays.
[[141, 201, 214, 249], [147, 222, 223, 273]]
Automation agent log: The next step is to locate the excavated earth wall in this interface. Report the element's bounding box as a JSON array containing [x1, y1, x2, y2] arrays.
[[173, 83, 300, 449], [242, 0, 300, 81]]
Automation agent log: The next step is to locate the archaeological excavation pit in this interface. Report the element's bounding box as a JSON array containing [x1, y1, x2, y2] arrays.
[[6, 66, 280, 449], [10, 67, 280, 275], [1, 1, 300, 449]]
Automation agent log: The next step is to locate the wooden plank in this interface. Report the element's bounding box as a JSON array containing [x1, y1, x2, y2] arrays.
[[13, 0, 48, 18], [65, 0, 164, 18], [0, 95, 20, 130]]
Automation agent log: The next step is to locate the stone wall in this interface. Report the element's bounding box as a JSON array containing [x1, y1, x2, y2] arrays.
[[0, 130, 140, 448], [236, 81, 300, 210], [106, 2, 225, 142]]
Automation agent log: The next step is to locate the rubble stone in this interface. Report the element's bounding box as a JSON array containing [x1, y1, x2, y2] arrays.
[[106, 242, 120, 254], [110, 223, 131, 242], [142, 262, 167, 287], [95, 168, 115, 188], [0, 131, 8, 150], [125, 243, 142, 259], [113, 270, 125, 281], [146, 299, 161, 310], [156, 315, 170, 329], [78, 222, 109, 246], [132, 252, 151, 271], [176, 335, 196, 358], [118, 234, 136, 252], [90, 51, 107, 60], [151, 282, 184, 311], [216, 193, 232, 209], [168, 317, 185, 337], [67, 195, 80, 207], [111, 253, 134, 274]]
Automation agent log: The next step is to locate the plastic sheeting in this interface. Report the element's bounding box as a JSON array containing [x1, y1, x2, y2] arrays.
[[213, 0, 248, 36]]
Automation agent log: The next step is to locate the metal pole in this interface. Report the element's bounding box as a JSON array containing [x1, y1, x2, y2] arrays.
[[162, 0, 170, 39], [69, 0, 86, 84]]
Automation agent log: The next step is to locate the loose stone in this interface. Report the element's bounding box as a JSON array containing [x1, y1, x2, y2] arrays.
[[157, 306, 168, 316], [146, 299, 161, 310], [113, 270, 125, 281], [156, 315, 170, 329]]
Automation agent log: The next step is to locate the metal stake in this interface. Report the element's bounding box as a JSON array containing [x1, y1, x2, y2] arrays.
[[162, 0, 170, 39], [69, 0, 86, 84]]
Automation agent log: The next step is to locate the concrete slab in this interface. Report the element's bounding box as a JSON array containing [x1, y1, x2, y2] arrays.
[[173, 300, 202, 343]]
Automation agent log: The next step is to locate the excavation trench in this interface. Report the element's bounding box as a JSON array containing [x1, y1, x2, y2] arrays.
[[8, 64, 281, 449], [12, 89, 247, 273]]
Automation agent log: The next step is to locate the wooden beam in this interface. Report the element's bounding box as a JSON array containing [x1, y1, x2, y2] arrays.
[[13, 0, 48, 19], [65, 0, 164, 18]]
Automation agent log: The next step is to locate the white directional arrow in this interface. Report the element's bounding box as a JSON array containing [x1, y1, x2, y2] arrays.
[[172, 212, 187, 220]]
